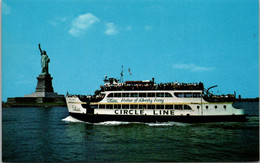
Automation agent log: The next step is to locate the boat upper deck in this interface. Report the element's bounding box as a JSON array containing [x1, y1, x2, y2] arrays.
[[66, 77, 236, 103], [100, 78, 204, 92]]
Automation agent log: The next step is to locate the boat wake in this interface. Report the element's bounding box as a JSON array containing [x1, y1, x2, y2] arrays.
[[93, 121, 191, 126], [62, 116, 190, 126], [146, 122, 190, 127], [93, 121, 137, 126], [62, 116, 87, 123], [61, 116, 256, 128]]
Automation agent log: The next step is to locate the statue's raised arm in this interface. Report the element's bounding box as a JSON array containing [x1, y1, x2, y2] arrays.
[[38, 43, 43, 54]]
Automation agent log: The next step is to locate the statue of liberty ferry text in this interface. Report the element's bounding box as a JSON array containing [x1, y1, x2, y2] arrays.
[[38, 43, 50, 75]]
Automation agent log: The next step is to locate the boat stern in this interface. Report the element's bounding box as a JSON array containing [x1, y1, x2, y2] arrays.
[[65, 96, 87, 114]]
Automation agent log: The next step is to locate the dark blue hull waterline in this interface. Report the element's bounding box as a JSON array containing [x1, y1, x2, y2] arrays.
[[70, 113, 248, 123]]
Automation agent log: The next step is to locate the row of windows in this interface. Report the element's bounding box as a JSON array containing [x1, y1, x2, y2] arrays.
[[203, 105, 227, 109], [174, 92, 202, 98], [107, 92, 172, 97], [93, 104, 227, 110], [107, 92, 173, 98], [95, 104, 192, 110], [107, 92, 202, 98]]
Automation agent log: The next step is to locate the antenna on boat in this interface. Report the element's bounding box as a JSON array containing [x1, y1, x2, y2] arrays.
[[120, 65, 124, 83]]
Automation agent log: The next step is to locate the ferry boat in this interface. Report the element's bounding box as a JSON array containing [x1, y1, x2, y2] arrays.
[[66, 77, 247, 123]]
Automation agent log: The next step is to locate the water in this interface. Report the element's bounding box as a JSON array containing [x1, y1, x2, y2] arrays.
[[2, 102, 259, 162]]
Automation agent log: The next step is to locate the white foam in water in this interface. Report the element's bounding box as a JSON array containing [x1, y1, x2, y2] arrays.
[[94, 121, 189, 127], [62, 116, 86, 123], [62, 117, 189, 127], [93, 121, 134, 126], [146, 122, 190, 127]]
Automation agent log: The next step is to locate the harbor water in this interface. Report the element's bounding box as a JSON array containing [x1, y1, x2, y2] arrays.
[[2, 102, 259, 162]]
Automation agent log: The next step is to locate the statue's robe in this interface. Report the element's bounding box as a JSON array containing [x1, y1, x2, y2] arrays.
[[41, 54, 50, 74]]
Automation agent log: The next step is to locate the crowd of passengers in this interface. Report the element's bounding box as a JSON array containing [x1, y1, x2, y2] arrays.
[[100, 82, 204, 91]]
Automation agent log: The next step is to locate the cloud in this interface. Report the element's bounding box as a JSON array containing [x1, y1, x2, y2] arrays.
[[49, 17, 68, 26], [173, 63, 214, 72], [144, 25, 152, 31], [105, 22, 118, 35], [69, 13, 99, 37], [2, 1, 11, 15]]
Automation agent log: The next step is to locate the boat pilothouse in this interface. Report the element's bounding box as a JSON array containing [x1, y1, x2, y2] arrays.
[[66, 77, 247, 123]]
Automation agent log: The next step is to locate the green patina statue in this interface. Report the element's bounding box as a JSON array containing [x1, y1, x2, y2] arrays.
[[38, 43, 50, 75]]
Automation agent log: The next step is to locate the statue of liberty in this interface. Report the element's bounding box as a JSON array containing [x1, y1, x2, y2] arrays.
[[38, 43, 50, 75]]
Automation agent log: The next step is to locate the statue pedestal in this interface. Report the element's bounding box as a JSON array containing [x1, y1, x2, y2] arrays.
[[7, 73, 65, 106], [35, 74, 54, 92], [24, 74, 63, 98]]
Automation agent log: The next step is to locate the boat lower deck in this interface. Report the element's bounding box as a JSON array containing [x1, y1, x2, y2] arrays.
[[69, 112, 247, 123]]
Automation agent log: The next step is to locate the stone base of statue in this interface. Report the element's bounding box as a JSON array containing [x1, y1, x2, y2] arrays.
[[24, 74, 63, 98], [36, 74, 54, 93], [5, 73, 65, 107]]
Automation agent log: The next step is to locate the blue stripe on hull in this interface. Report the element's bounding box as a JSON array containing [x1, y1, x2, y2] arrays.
[[69, 113, 248, 123]]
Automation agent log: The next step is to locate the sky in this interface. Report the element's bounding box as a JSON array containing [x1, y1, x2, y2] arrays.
[[1, 0, 259, 101]]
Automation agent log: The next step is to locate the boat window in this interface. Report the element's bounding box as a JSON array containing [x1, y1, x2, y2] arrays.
[[114, 93, 121, 97], [106, 104, 113, 109], [139, 105, 147, 109], [122, 104, 129, 109], [174, 93, 184, 97], [165, 93, 173, 97], [122, 93, 129, 97], [184, 93, 193, 98], [165, 105, 173, 109], [148, 105, 155, 109], [223, 105, 226, 109], [197, 106, 200, 109], [139, 93, 147, 97], [148, 93, 155, 97], [174, 105, 183, 110], [114, 104, 121, 109], [206, 106, 209, 109], [130, 105, 138, 109], [91, 105, 98, 109], [130, 93, 139, 97], [193, 93, 201, 98], [156, 92, 164, 97], [107, 93, 113, 98], [175, 92, 200, 98], [184, 105, 192, 110], [99, 104, 105, 109], [215, 105, 217, 109], [156, 105, 164, 109]]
